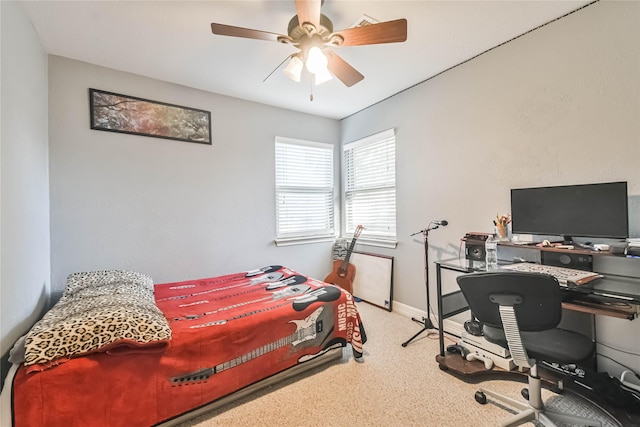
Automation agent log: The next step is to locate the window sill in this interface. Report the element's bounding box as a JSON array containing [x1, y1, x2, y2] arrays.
[[349, 238, 397, 249], [274, 236, 336, 247]]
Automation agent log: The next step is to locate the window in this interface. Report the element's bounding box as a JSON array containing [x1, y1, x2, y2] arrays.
[[275, 137, 335, 245], [343, 128, 396, 244]]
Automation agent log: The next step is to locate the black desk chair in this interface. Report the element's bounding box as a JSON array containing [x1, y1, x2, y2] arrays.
[[456, 271, 600, 427]]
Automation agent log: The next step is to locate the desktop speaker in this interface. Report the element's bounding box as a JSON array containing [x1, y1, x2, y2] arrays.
[[465, 240, 486, 261], [464, 233, 490, 261], [541, 251, 593, 271]]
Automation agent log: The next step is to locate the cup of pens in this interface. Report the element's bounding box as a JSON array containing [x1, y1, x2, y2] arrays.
[[494, 214, 511, 241]]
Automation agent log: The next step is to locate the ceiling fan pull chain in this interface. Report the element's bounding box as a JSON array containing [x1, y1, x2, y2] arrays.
[[309, 80, 314, 102]]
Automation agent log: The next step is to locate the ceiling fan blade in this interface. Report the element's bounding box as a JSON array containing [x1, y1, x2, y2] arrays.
[[325, 51, 364, 87], [334, 18, 407, 47], [295, 0, 321, 30], [211, 23, 285, 43]]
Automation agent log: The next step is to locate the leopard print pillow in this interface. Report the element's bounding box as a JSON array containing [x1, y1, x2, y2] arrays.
[[24, 270, 171, 369], [64, 270, 153, 297]]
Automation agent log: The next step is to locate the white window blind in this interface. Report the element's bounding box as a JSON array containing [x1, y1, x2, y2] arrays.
[[344, 128, 396, 241], [275, 137, 334, 242]]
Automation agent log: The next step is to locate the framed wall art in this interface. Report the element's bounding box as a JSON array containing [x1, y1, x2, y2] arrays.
[[89, 88, 211, 144]]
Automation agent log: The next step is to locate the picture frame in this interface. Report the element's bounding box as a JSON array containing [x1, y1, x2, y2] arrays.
[[89, 88, 211, 144]]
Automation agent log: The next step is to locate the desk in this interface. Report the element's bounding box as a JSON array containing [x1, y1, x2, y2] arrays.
[[435, 258, 480, 357], [435, 257, 640, 358], [435, 257, 640, 426]]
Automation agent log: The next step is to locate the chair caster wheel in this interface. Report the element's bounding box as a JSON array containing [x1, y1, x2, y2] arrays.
[[521, 388, 529, 400], [475, 391, 487, 404]]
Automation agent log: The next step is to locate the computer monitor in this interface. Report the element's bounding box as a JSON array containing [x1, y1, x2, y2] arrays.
[[510, 181, 629, 244]]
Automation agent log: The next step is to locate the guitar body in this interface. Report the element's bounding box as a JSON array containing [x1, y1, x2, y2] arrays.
[[324, 225, 363, 295], [324, 260, 356, 294]]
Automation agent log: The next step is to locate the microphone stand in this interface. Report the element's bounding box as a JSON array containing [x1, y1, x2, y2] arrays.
[[402, 224, 440, 347]]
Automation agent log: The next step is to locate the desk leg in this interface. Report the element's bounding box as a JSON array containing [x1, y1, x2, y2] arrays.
[[437, 263, 445, 357]]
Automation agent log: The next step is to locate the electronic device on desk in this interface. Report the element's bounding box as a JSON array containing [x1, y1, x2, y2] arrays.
[[446, 344, 469, 358], [463, 232, 490, 261], [446, 342, 499, 370], [626, 247, 640, 258], [610, 241, 628, 255], [500, 262, 603, 286], [541, 251, 593, 272], [510, 181, 629, 246], [465, 350, 495, 370], [458, 333, 516, 371], [460, 331, 510, 358]]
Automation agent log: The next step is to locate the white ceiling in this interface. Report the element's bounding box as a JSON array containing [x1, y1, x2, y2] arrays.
[[21, 0, 591, 120]]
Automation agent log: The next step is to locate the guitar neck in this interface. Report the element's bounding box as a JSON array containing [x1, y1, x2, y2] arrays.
[[344, 241, 356, 264], [339, 226, 362, 274], [170, 307, 325, 385], [216, 334, 292, 373]]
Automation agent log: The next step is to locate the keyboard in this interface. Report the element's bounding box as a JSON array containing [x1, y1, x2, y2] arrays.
[[500, 262, 603, 286]]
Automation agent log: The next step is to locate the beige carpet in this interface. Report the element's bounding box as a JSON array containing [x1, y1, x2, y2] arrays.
[[177, 301, 619, 427]]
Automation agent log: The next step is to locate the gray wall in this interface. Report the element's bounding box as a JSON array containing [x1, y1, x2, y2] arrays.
[[342, 1, 639, 375], [1, 0, 639, 389], [0, 1, 51, 378], [48, 56, 340, 296]]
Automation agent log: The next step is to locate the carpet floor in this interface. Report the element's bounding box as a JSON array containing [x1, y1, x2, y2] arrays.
[[178, 301, 619, 426]]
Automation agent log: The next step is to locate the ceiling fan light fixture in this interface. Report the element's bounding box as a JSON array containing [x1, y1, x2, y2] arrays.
[[305, 46, 328, 74], [210, 1, 408, 89], [314, 67, 333, 85], [283, 55, 304, 82]]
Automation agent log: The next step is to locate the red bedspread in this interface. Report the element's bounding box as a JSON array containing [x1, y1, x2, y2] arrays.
[[11, 266, 365, 427]]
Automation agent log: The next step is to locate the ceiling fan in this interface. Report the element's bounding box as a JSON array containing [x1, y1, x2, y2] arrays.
[[210, 0, 407, 87]]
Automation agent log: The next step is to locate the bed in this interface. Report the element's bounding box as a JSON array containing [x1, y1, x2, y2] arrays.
[[4, 265, 366, 427]]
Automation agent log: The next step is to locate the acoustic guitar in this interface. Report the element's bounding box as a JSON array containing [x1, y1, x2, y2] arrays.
[[324, 225, 364, 294]]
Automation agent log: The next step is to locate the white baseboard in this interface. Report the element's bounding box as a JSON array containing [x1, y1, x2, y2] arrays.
[[391, 301, 465, 338], [391, 301, 426, 319], [442, 318, 465, 338]]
